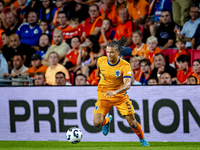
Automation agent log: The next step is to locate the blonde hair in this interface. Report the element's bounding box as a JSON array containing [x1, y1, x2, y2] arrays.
[[146, 36, 158, 44]]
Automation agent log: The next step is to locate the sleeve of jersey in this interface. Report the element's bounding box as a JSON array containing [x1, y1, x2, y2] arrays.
[[122, 64, 132, 78], [97, 56, 104, 66]]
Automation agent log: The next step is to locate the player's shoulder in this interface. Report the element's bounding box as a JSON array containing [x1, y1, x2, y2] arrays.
[[97, 56, 107, 64], [120, 59, 131, 66]]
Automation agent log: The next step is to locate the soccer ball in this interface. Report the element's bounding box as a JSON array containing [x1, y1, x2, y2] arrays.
[[66, 127, 83, 144]]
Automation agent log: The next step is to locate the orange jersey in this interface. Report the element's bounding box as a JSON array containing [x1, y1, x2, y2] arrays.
[[172, 49, 188, 63], [56, 24, 83, 41], [133, 68, 142, 82], [114, 21, 133, 40], [146, 47, 161, 64], [97, 56, 132, 101], [177, 67, 194, 84], [25, 65, 48, 74], [128, 0, 149, 21], [87, 69, 99, 85], [65, 49, 84, 66], [132, 44, 148, 57], [192, 73, 200, 84]]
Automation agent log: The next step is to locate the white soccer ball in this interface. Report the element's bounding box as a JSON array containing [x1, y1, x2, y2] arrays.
[[66, 127, 83, 144]]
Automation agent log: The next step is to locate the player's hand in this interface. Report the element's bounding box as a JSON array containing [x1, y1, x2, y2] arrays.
[[105, 91, 117, 98]]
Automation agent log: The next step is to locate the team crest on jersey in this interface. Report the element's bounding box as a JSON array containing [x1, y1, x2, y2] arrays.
[[115, 70, 121, 77], [95, 105, 99, 110], [34, 29, 38, 34]]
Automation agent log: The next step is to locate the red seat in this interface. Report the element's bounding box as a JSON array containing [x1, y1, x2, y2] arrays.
[[69, 72, 74, 85], [188, 49, 200, 66], [161, 49, 177, 64]]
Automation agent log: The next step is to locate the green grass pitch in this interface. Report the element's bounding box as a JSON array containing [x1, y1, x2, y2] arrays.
[[0, 141, 200, 150]]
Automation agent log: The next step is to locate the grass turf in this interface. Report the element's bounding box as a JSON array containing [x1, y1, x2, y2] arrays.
[[0, 141, 199, 150]]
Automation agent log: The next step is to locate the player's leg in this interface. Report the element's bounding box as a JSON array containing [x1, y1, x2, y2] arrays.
[[93, 99, 113, 135], [114, 98, 149, 146]]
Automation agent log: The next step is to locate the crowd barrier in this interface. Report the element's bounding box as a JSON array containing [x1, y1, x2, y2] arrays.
[[0, 86, 199, 142]]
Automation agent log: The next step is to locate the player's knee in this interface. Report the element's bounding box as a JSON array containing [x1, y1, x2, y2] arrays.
[[128, 120, 138, 128], [93, 120, 102, 128]]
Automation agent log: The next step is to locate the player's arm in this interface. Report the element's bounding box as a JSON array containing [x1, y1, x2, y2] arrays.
[[96, 65, 100, 77], [105, 77, 131, 98]]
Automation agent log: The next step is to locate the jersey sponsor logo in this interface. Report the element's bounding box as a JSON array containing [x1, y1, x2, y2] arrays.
[[95, 105, 99, 110], [115, 70, 121, 77], [127, 71, 131, 74], [34, 29, 38, 34]]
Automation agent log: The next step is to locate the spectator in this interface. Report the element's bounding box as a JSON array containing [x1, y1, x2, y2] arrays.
[[99, 18, 115, 49], [9, 33, 35, 67], [87, 68, 99, 85], [16, 11, 43, 47], [146, 36, 161, 65], [171, 36, 188, 68], [21, 54, 48, 77], [45, 51, 70, 85], [24, 0, 42, 22], [5, 11, 20, 35], [172, 0, 193, 26], [148, 76, 158, 85], [39, 0, 57, 24], [34, 72, 48, 86], [128, 0, 149, 25], [155, 9, 176, 50], [62, 36, 83, 71], [81, 4, 102, 42], [176, 55, 194, 84], [0, 50, 8, 77], [52, 0, 65, 26], [56, 12, 83, 44], [0, 18, 4, 47], [192, 59, 200, 84], [181, 5, 200, 48], [139, 59, 151, 85], [55, 71, 72, 85], [15, 0, 27, 21], [36, 33, 51, 59], [131, 30, 148, 58], [2, 54, 28, 85], [159, 72, 172, 85], [0, 0, 8, 29], [150, 53, 177, 82], [39, 20, 50, 34], [147, 0, 172, 36], [187, 75, 197, 84], [81, 35, 104, 78], [62, 0, 76, 20], [42, 29, 70, 66], [75, 73, 87, 85], [130, 55, 142, 84]]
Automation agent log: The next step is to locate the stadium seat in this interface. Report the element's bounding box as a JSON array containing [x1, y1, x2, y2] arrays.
[[188, 49, 200, 66], [161, 49, 177, 64], [69, 72, 74, 85]]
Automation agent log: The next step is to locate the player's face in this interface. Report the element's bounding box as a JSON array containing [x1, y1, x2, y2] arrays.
[[34, 75, 45, 86], [148, 79, 157, 85], [56, 74, 66, 85], [140, 62, 150, 74], [178, 61, 188, 71], [154, 55, 165, 68], [193, 61, 200, 73], [147, 41, 157, 51], [48, 53, 59, 65], [57, 13, 67, 25], [106, 46, 119, 63], [71, 37, 80, 49], [42, 0, 50, 8], [10, 35, 20, 49], [187, 77, 197, 84], [89, 6, 99, 18], [175, 42, 185, 51], [39, 35, 50, 47], [130, 57, 140, 70], [53, 32, 63, 45], [160, 73, 171, 85], [13, 56, 23, 70], [132, 33, 142, 45], [31, 59, 41, 68]]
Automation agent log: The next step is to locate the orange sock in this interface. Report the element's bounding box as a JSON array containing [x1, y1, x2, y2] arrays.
[[101, 117, 109, 126], [132, 123, 145, 140]]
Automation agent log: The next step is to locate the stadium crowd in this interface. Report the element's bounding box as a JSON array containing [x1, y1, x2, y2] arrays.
[[0, 0, 200, 86]]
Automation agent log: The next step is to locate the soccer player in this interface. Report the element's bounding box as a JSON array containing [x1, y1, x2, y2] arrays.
[[93, 36, 150, 146]]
